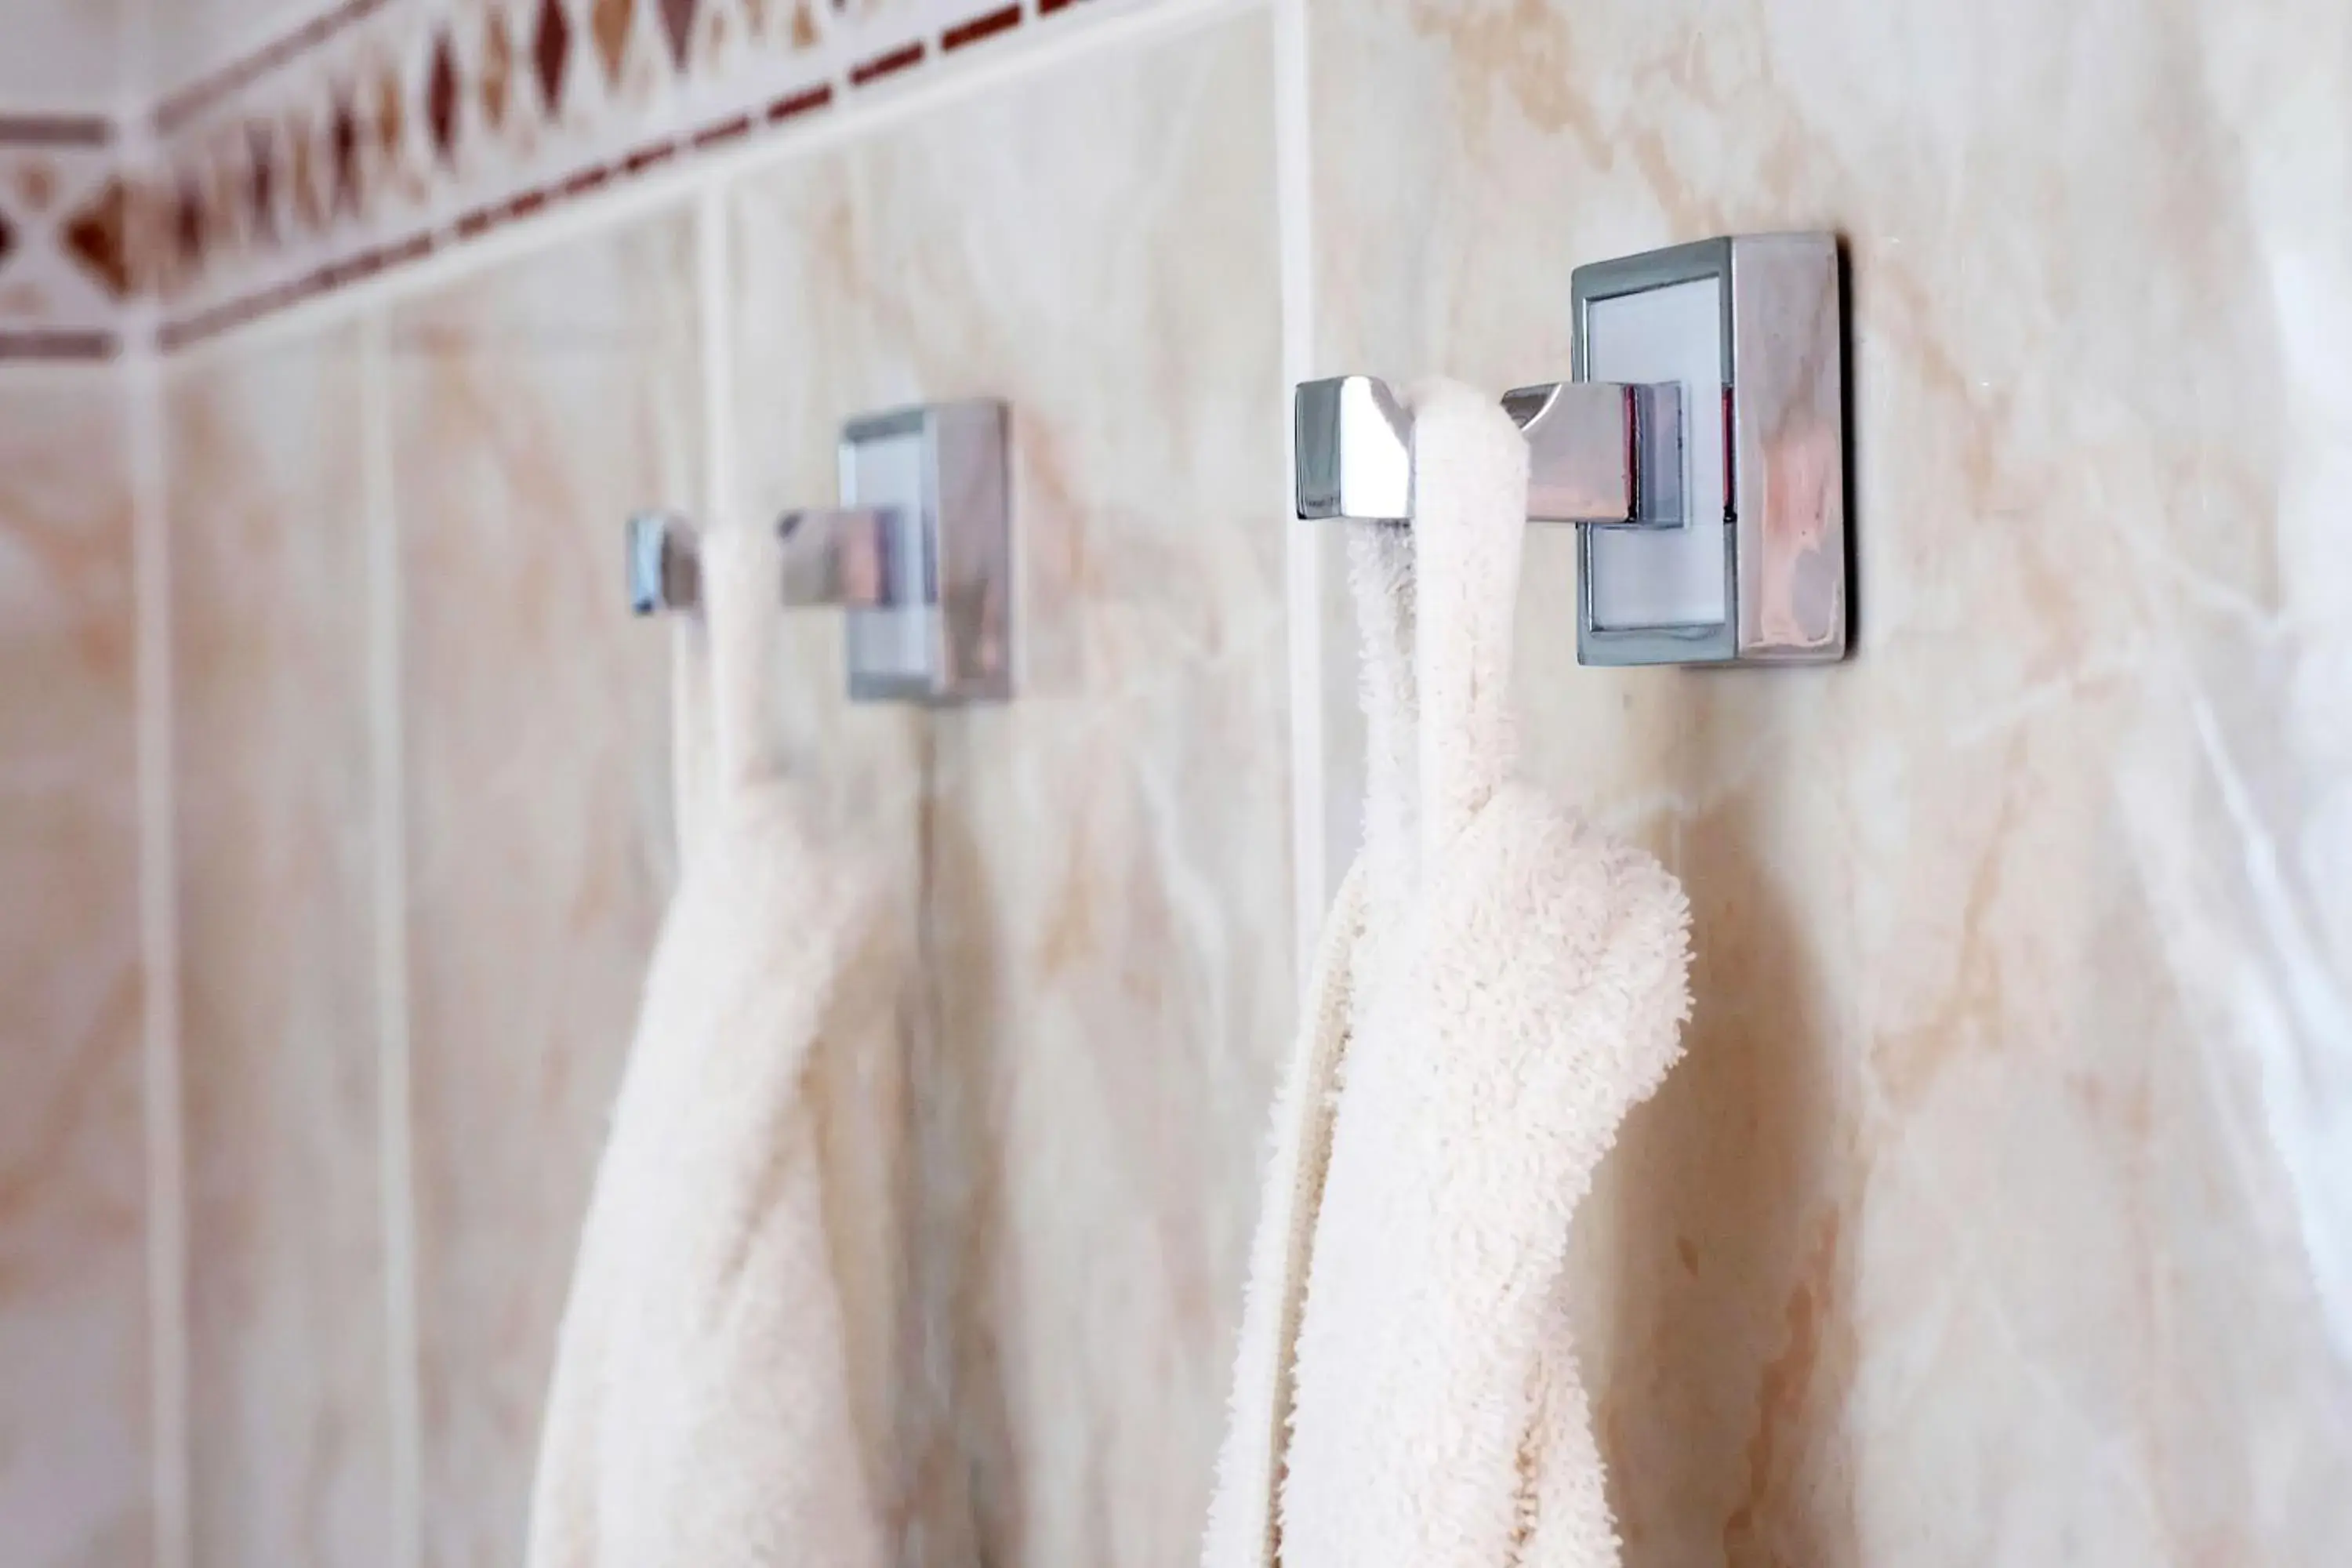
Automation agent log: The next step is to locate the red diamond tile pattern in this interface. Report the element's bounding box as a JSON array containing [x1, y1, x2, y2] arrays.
[[428, 32, 460, 165], [89, 0, 1097, 353], [63, 177, 131, 297], [246, 122, 276, 241], [176, 177, 205, 263], [330, 89, 362, 216], [534, 0, 574, 116]]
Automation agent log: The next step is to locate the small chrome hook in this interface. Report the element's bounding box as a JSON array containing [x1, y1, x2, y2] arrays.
[[1295, 375, 1686, 528], [626, 399, 1014, 703], [626, 507, 906, 616], [626, 510, 699, 615], [1295, 231, 1847, 668]]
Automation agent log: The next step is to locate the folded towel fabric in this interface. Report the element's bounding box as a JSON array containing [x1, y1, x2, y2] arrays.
[[1203, 378, 1693, 1568], [526, 525, 891, 1568]]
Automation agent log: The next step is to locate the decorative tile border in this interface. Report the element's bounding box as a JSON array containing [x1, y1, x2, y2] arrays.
[[0, 116, 127, 358], [147, 0, 1094, 350], [0, 0, 1110, 359]]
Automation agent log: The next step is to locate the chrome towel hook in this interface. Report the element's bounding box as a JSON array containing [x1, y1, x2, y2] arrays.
[[629, 399, 1013, 705], [1297, 232, 1849, 667]]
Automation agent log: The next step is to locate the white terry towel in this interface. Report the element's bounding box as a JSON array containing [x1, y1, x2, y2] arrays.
[[526, 525, 890, 1568], [1203, 379, 1693, 1568]]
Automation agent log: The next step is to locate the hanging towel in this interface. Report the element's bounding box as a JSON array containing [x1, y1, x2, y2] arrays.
[[526, 525, 891, 1568], [1203, 379, 1693, 1568]]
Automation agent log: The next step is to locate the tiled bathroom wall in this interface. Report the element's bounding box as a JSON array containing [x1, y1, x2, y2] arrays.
[[727, 17, 1293, 1559], [85, 4, 1299, 1564], [1308, 2, 2352, 1561], [387, 220, 695, 1567], [5, 0, 2352, 1564], [167, 326, 390, 1566]]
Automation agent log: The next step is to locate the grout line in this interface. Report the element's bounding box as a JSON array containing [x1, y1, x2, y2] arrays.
[[678, 176, 735, 867], [159, 0, 1272, 366], [1272, 0, 1325, 993], [0, 332, 122, 361], [125, 335, 190, 1568], [695, 184, 734, 526], [152, 0, 395, 133], [359, 310, 425, 1568], [0, 113, 115, 146]]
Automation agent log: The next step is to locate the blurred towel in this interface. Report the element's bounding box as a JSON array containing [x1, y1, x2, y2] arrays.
[[527, 525, 889, 1568], [1203, 379, 1693, 1568]]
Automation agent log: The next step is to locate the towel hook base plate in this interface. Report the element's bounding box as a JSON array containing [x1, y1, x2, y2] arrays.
[[1572, 233, 1846, 667]]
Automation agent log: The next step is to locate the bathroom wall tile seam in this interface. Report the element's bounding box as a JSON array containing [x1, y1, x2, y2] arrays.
[[358, 308, 425, 1568], [22, 2, 1312, 1561], [126, 14, 186, 1568], [1271, 0, 1321, 976], [126, 349, 191, 1568]]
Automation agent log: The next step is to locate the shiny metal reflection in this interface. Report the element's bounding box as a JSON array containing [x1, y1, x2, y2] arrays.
[[1294, 375, 1683, 528]]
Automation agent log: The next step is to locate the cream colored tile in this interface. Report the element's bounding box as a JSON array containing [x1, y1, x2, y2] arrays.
[[154, 0, 322, 96], [1312, 1, 2352, 1561], [0, 372, 148, 1567], [169, 328, 394, 1568], [728, 13, 1290, 1563], [390, 212, 698, 1568], [0, 1, 129, 109]]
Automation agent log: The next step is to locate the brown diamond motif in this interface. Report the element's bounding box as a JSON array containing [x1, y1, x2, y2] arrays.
[[211, 148, 242, 255], [427, 31, 461, 166], [481, 11, 514, 128], [376, 66, 406, 166], [246, 122, 276, 243], [63, 177, 131, 298], [534, 0, 574, 116], [288, 111, 322, 230], [658, 0, 696, 68], [592, 0, 634, 85], [330, 88, 362, 216], [175, 175, 205, 264]]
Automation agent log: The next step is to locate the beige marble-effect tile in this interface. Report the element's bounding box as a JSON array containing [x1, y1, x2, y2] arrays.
[[390, 210, 698, 1568], [0, 372, 148, 1567], [728, 12, 1290, 1565], [0, 0, 129, 111], [154, 0, 326, 97], [1312, 1, 2352, 1563], [169, 328, 394, 1568]]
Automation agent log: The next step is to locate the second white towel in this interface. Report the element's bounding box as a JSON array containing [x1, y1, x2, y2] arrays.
[[526, 526, 892, 1568]]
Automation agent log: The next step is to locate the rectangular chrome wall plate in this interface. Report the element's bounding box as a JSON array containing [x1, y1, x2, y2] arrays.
[[1573, 233, 1848, 666], [838, 400, 1013, 704]]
